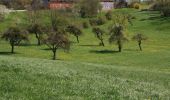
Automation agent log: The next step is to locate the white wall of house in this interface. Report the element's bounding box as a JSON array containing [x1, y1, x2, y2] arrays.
[[101, 2, 114, 10]]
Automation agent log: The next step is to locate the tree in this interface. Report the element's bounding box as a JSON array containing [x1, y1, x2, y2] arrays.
[[76, 0, 102, 17], [44, 31, 70, 60], [28, 23, 45, 45], [1, 26, 28, 53], [92, 27, 105, 46], [44, 10, 70, 60], [66, 25, 82, 43], [132, 33, 147, 51], [151, 0, 170, 17], [109, 25, 128, 52]]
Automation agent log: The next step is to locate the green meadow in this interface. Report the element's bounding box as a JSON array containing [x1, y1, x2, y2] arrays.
[[0, 9, 170, 99]]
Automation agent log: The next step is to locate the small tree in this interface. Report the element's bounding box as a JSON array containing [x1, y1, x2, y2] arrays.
[[1, 26, 28, 53], [105, 11, 112, 20], [66, 25, 82, 43], [44, 31, 70, 60], [28, 23, 45, 45], [92, 27, 105, 46], [109, 25, 128, 52], [132, 33, 147, 51]]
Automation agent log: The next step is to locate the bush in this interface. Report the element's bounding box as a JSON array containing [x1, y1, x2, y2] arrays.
[[105, 11, 112, 20], [89, 17, 106, 26], [150, 1, 170, 17], [129, 2, 140, 9], [82, 21, 89, 29]]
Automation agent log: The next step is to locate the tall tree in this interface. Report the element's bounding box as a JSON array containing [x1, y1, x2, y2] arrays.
[[1, 26, 28, 53], [132, 33, 147, 51], [92, 27, 105, 46]]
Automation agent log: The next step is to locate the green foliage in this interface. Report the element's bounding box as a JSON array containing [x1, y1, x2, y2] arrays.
[[44, 31, 70, 60], [151, 0, 170, 17], [89, 17, 106, 26], [50, 10, 69, 31], [28, 23, 45, 45]]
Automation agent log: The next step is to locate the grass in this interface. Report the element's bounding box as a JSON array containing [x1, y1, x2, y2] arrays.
[[0, 56, 169, 99], [0, 8, 170, 99]]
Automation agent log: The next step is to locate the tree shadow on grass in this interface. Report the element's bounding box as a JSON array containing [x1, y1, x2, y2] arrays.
[[19, 43, 38, 47], [79, 44, 99, 47], [41, 48, 51, 51], [89, 50, 119, 54], [124, 49, 139, 52], [0, 52, 19, 55]]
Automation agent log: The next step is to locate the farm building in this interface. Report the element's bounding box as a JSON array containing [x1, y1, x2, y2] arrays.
[[46, 0, 128, 10]]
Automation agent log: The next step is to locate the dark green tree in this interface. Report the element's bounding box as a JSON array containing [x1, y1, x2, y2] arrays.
[[66, 25, 82, 43], [28, 23, 45, 45], [44, 31, 70, 60], [92, 27, 105, 46], [1, 26, 28, 53]]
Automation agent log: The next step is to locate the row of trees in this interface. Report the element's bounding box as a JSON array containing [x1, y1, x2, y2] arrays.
[[1, 10, 71, 60], [0, 0, 148, 60], [1, 10, 147, 60], [92, 13, 147, 52]]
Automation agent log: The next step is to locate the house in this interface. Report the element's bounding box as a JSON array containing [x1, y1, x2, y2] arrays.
[[46, 0, 128, 10], [47, 0, 74, 9]]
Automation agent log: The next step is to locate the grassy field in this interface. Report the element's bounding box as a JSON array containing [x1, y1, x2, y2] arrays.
[[0, 9, 170, 99]]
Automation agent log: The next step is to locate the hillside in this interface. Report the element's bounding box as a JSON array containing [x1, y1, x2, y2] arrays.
[[0, 56, 169, 99], [0, 8, 170, 99]]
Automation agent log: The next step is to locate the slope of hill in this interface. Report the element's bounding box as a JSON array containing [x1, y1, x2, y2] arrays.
[[0, 56, 169, 99]]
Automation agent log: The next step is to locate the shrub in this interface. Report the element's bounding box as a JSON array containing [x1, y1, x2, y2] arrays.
[[150, 1, 170, 17], [89, 17, 106, 26], [105, 11, 112, 20], [82, 21, 89, 29], [129, 2, 140, 9]]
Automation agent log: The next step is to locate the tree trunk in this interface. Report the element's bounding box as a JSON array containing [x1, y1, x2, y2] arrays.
[[118, 41, 122, 52], [138, 41, 142, 51], [35, 33, 41, 45], [118, 44, 122, 52], [76, 36, 79, 43], [53, 50, 56, 60], [11, 44, 14, 53], [37, 38, 41, 46], [100, 39, 105, 46]]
